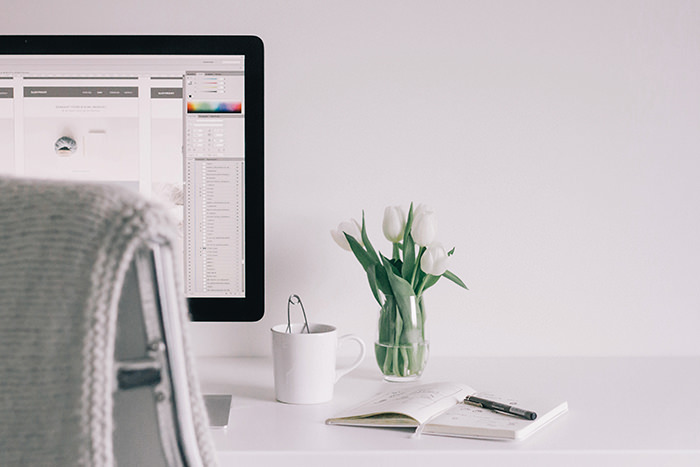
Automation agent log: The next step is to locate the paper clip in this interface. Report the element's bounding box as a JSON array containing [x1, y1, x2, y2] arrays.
[[286, 294, 310, 333]]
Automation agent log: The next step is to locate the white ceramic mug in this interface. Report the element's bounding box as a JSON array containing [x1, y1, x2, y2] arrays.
[[271, 323, 366, 404]]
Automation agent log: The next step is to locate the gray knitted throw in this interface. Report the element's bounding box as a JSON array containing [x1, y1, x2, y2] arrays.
[[0, 177, 216, 466]]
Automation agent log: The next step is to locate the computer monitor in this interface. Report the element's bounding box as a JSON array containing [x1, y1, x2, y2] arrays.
[[0, 35, 264, 321]]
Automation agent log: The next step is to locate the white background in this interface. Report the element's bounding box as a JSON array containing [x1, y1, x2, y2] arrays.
[[3, 0, 699, 357]]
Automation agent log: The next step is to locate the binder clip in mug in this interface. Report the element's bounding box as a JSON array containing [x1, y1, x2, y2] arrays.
[[285, 294, 310, 334]]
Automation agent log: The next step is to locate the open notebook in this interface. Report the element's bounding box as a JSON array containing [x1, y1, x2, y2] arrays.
[[326, 382, 568, 440]]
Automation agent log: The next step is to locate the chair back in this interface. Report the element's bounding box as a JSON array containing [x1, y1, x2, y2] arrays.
[[0, 177, 216, 466]]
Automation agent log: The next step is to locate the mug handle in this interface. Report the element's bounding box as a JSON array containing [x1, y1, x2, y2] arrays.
[[335, 334, 366, 382]]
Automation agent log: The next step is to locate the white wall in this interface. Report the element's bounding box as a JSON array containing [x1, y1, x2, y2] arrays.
[[4, 0, 699, 357]]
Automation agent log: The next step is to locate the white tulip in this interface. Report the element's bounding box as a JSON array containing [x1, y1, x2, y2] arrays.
[[420, 243, 449, 276], [382, 205, 406, 243], [411, 205, 437, 247], [413, 203, 430, 219], [331, 219, 362, 251]]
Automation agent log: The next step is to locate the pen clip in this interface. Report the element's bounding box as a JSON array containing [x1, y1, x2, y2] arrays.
[[463, 395, 483, 408]]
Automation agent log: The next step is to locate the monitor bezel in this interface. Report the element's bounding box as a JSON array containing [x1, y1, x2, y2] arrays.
[[2, 35, 265, 322]]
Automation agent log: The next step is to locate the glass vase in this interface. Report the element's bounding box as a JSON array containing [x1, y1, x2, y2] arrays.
[[374, 294, 429, 382]]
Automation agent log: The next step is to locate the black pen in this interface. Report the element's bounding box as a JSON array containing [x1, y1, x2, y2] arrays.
[[464, 395, 537, 420]]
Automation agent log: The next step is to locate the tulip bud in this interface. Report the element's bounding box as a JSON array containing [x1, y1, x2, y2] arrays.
[[331, 219, 362, 251], [413, 203, 429, 219], [411, 205, 437, 247], [382, 205, 406, 243], [420, 243, 449, 276]]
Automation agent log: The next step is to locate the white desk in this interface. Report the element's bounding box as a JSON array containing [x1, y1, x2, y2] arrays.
[[197, 356, 700, 467]]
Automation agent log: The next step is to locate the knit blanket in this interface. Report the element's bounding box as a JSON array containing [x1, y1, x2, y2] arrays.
[[0, 176, 216, 466]]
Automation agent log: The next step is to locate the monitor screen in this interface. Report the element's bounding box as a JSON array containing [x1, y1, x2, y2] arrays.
[[0, 36, 264, 321]]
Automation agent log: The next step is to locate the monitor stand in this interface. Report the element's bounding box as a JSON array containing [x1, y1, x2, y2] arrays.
[[203, 394, 232, 428]]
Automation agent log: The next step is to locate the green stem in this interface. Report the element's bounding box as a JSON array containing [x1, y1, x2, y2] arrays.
[[392, 242, 401, 261], [400, 347, 409, 375], [411, 246, 426, 289], [393, 309, 403, 374], [415, 276, 429, 298]]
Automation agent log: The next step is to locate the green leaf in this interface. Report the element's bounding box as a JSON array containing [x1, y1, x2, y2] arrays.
[[402, 202, 415, 247], [389, 257, 403, 270], [380, 253, 402, 278], [443, 269, 468, 290], [401, 233, 415, 282], [360, 211, 380, 264], [345, 233, 374, 270], [420, 274, 441, 293], [377, 300, 395, 345], [373, 263, 393, 296], [381, 256, 415, 298], [414, 271, 440, 296], [365, 265, 382, 305], [447, 247, 455, 256]]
